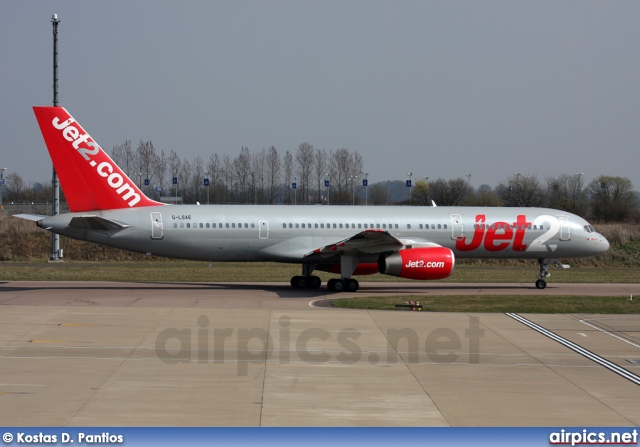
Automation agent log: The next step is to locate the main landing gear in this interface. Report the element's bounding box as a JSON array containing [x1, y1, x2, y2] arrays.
[[327, 278, 359, 292], [290, 264, 322, 290], [536, 258, 551, 289], [289, 262, 360, 292]]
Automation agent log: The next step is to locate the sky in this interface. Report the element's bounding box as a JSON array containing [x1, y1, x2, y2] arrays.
[[2, 1, 640, 190]]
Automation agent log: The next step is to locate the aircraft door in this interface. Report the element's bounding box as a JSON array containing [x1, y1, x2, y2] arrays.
[[559, 216, 570, 241], [151, 212, 163, 240], [450, 214, 463, 240], [259, 220, 269, 239]]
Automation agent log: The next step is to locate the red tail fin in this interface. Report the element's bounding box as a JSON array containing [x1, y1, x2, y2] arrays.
[[33, 107, 164, 212]]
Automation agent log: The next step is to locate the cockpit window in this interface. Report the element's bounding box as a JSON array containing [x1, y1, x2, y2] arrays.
[[583, 225, 596, 233]]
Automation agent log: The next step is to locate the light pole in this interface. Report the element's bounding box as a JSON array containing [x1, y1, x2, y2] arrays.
[[466, 173, 471, 185], [325, 174, 330, 205], [173, 172, 178, 204], [364, 173, 368, 206], [205, 172, 211, 204], [349, 176, 358, 205], [407, 172, 413, 205], [50, 13, 61, 261], [293, 176, 297, 205]]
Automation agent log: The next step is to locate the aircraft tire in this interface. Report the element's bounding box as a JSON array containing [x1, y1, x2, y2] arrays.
[[535, 279, 547, 289], [327, 278, 344, 292], [345, 279, 359, 292], [308, 276, 322, 289], [291, 276, 307, 289]]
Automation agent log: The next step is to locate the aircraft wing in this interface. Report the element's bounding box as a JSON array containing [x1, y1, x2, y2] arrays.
[[13, 214, 48, 222], [307, 229, 404, 257]]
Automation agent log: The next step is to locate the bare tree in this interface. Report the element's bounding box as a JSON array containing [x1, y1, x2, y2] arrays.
[[221, 155, 233, 202], [111, 140, 133, 174], [426, 178, 473, 206], [4, 172, 25, 202], [331, 148, 351, 204], [152, 150, 168, 199], [252, 149, 267, 204], [545, 174, 589, 216], [313, 148, 328, 204], [588, 175, 637, 222], [475, 184, 503, 207], [191, 156, 205, 203], [496, 174, 545, 207], [295, 142, 314, 204], [233, 147, 252, 204], [178, 159, 192, 203], [265, 146, 281, 204], [283, 150, 293, 204], [207, 153, 222, 203]]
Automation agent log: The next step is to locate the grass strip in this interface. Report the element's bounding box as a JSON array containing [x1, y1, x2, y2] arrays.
[[330, 295, 640, 314]]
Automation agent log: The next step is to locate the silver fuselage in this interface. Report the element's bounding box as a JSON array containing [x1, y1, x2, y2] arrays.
[[37, 205, 609, 267]]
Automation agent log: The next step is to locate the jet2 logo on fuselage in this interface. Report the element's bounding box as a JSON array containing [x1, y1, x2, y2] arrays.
[[455, 214, 561, 253]]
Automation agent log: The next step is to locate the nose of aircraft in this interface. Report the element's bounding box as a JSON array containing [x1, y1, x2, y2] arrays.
[[598, 234, 610, 253]]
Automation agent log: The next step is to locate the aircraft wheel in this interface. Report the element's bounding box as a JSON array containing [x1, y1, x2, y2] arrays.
[[291, 276, 307, 289], [327, 278, 344, 292], [345, 278, 359, 292], [308, 276, 322, 289], [535, 279, 547, 289]]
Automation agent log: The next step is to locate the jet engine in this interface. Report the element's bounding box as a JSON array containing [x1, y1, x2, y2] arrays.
[[378, 247, 455, 280]]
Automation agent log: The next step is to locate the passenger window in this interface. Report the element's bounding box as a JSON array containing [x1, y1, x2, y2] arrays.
[[180, 223, 184, 228], [443, 224, 447, 229], [301, 223, 305, 229], [200, 223, 204, 228], [407, 224, 411, 229], [437, 224, 441, 229], [295, 223, 299, 229], [173, 223, 177, 229], [187, 223, 191, 228]]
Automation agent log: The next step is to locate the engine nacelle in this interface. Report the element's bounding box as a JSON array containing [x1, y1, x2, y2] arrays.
[[378, 247, 455, 280]]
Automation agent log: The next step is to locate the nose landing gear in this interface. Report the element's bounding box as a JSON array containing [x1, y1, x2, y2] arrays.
[[536, 258, 551, 289]]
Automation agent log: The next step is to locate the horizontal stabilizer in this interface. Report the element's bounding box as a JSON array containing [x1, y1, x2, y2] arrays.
[[68, 216, 131, 232], [13, 214, 48, 222]]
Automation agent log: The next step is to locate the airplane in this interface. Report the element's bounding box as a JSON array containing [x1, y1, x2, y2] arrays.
[[16, 106, 610, 292]]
